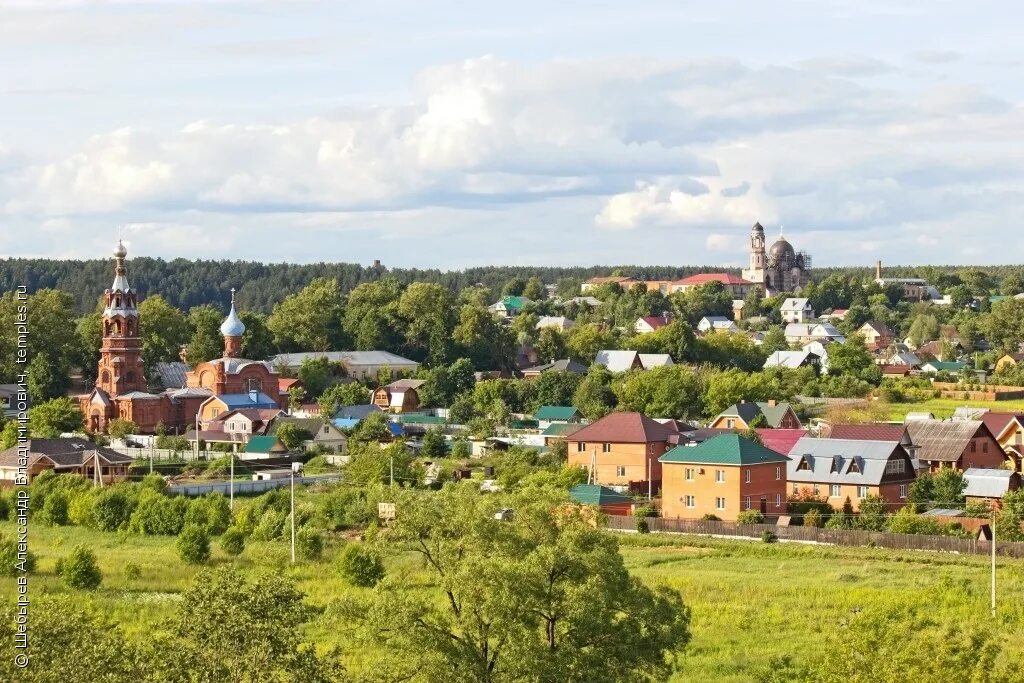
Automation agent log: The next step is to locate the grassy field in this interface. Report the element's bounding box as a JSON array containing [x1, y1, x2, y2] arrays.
[[884, 396, 1024, 420], [5, 521, 1024, 681]]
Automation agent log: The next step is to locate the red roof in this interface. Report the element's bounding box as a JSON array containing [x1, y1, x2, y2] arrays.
[[882, 365, 912, 375], [755, 428, 806, 456], [829, 424, 907, 441], [567, 412, 676, 444], [980, 413, 1024, 440], [279, 378, 301, 391], [638, 316, 669, 330], [674, 273, 753, 286]]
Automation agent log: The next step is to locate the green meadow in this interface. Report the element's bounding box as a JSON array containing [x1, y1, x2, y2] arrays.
[[4, 520, 1024, 681]]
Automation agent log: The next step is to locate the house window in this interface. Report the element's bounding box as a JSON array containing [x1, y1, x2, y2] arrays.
[[602, 443, 611, 453], [726, 418, 735, 429], [971, 441, 977, 453], [716, 497, 726, 510], [323, 426, 330, 434], [743, 496, 752, 510], [812, 484, 820, 496], [830, 484, 841, 498], [775, 494, 782, 508], [685, 468, 695, 481], [884, 460, 906, 475], [616, 466, 626, 477], [797, 457, 810, 471], [685, 495, 696, 508], [983, 442, 989, 453], [792, 482, 799, 495], [899, 484, 907, 499], [744, 469, 751, 484], [857, 486, 868, 499], [775, 466, 781, 481], [715, 469, 725, 483], [577, 442, 586, 452]]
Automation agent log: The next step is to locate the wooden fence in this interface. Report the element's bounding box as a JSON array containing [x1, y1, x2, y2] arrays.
[[168, 473, 343, 497], [604, 515, 1024, 558]]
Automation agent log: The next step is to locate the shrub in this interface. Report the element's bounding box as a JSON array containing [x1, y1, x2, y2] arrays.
[[737, 510, 765, 524], [220, 528, 246, 557], [451, 439, 472, 459], [337, 543, 385, 587], [123, 562, 141, 580], [0, 493, 9, 521], [68, 489, 98, 527], [636, 518, 650, 534], [139, 473, 168, 494], [803, 509, 822, 528], [304, 455, 332, 473], [40, 492, 70, 526], [91, 487, 137, 532], [633, 504, 658, 519], [0, 535, 36, 575], [250, 508, 288, 541], [700, 513, 721, 521], [185, 493, 232, 535], [176, 525, 211, 565], [56, 545, 102, 590], [761, 530, 778, 543], [129, 491, 188, 536], [825, 514, 849, 529], [295, 527, 324, 561]]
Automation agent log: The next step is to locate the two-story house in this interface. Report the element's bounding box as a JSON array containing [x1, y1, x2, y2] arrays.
[[787, 437, 916, 511], [780, 298, 814, 324], [566, 412, 675, 490]]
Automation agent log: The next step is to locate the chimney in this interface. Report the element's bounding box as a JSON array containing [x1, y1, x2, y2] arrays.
[[876, 260, 882, 280], [767, 399, 777, 407], [249, 388, 258, 403]]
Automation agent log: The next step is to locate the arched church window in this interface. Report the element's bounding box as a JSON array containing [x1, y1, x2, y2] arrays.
[[113, 320, 122, 335], [100, 370, 110, 385], [126, 371, 136, 383], [246, 378, 262, 394]]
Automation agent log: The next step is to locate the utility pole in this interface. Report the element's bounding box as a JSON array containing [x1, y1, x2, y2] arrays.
[[390, 452, 394, 487], [290, 461, 302, 563], [194, 413, 200, 462], [991, 510, 997, 618], [229, 450, 234, 510], [647, 453, 652, 501], [589, 448, 597, 485]]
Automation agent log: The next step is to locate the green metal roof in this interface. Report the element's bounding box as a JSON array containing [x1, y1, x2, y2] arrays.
[[715, 401, 793, 428], [398, 414, 447, 425], [245, 435, 285, 453], [534, 405, 581, 421], [660, 433, 789, 466], [925, 361, 966, 372], [541, 422, 584, 437], [569, 484, 633, 506], [501, 295, 529, 309]]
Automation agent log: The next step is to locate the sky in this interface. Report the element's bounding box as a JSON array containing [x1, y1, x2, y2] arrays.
[[1, 0, 1022, 269]]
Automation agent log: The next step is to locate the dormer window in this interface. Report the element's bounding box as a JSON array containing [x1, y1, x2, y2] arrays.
[[847, 458, 861, 474], [796, 456, 811, 471], [830, 456, 841, 474]]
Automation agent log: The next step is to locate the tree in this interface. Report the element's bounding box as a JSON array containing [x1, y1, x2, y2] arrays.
[[296, 356, 336, 398], [573, 366, 617, 419], [418, 358, 476, 408], [907, 314, 940, 348], [453, 303, 516, 372], [28, 397, 83, 437], [703, 369, 777, 418], [345, 279, 402, 351], [398, 282, 456, 364], [184, 304, 224, 365], [56, 545, 102, 590], [319, 382, 371, 415], [26, 353, 70, 402], [523, 276, 546, 301], [338, 485, 691, 682], [162, 567, 344, 682], [107, 418, 138, 442], [565, 324, 616, 363], [984, 299, 1024, 353], [344, 442, 419, 486], [947, 285, 975, 310], [267, 277, 346, 352], [532, 370, 583, 410], [616, 365, 703, 419], [671, 281, 732, 325], [826, 334, 875, 379], [502, 276, 527, 296], [760, 326, 790, 355], [277, 423, 313, 451], [296, 527, 324, 561], [139, 295, 190, 364], [994, 489, 1024, 542], [854, 495, 888, 531], [177, 524, 212, 564], [337, 543, 385, 587], [239, 311, 276, 360], [421, 428, 448, 457]]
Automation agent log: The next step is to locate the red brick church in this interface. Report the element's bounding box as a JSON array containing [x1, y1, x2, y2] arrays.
[[78, 242, 286, 434]]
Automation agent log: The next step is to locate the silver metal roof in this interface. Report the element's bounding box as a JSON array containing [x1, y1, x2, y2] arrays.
[[788, 437, 907, 486]]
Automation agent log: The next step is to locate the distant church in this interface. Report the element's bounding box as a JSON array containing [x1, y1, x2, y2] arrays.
[[741, 222, 811, 295], [78, 241, 286, 434]]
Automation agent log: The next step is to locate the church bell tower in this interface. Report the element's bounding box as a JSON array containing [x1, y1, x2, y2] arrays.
[[96, 241, 147, 396]]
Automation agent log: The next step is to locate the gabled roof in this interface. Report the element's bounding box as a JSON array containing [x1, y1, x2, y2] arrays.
[[764, 350, 818, 370], [267, 350, 420, 369], [755, 428, 807, 456], [494, 295, 531, 310], [541, 423, 585, 438], [714, 402, 797, 429], [534, 406, 582, 421], [922, 361, 965, 372], [674, 273, 752, 286], [781, 297, 811, 311], [384, 378, 426, 391], [153, 361, 189, 389], [639, 353, 673, 369], [860, 320, 894, 336], [594, 350, 639, 373], [963, 468, 1018, 499], [267, 416, 324, 436], [569, 484, 634, 506], [637, 315, 670, 330], [660, 434, 789, 465], [333, 404, 381, 420], [522, 358, 588, 375], [567, 411, 675, 444], [0, 438, 131, 469], [244, 435, 286, 453], [213, 392, 279, 409], [536, 316, 573, 330], [905, 419, 993, 463], [980, 413, 1024, 441], [787, 437, 908, 485], [829, 423, 908, 442]]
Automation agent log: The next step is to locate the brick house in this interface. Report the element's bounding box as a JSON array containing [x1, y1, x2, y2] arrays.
[[566, 412, 675, 490], [904, 420, 1007, 471], [709, 401, 802, 430], [660, 434, 789, 520], [787, 437, 916, 511]]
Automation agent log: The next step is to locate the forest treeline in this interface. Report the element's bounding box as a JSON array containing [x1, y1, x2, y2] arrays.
[[2, 255, 1020, 314]]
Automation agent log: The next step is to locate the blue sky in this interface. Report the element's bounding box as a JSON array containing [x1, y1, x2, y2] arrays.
[[1, 0, 1022, 268]]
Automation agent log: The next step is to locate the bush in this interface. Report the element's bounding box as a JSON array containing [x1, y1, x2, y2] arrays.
[[337, 543, 385, 587], [451, 439, 472, 459], [185, 493, 232, 535], [139, 473, 168, 494], [129, 490, 188, 536], [636, 518, 650, 534], [40, 491, 70, 526], [304, 455, 332, 473], [803, 509, 822, 528], [250, 508, 288, 541], [220, 528, 246, 557], [176, 525, 211, 565], [295, 527, 324, 561], [56, 545, 102, 590], [0, 493, 9, 521], [737, 510, 765, 524], [68, 489, 98, 527], [123, 562, 141, 580], [700, 514, 721, 521], [761, 530, 778, 543], [633, 504, 658, 519], [91, 487, 137, 532], [0, 535, 36, 575]]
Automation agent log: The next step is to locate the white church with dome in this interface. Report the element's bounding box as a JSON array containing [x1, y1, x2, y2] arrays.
[[741, 222, 812, 295]]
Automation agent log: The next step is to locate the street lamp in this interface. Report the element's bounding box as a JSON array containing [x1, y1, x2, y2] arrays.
[[290, 461, 303, 563]]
